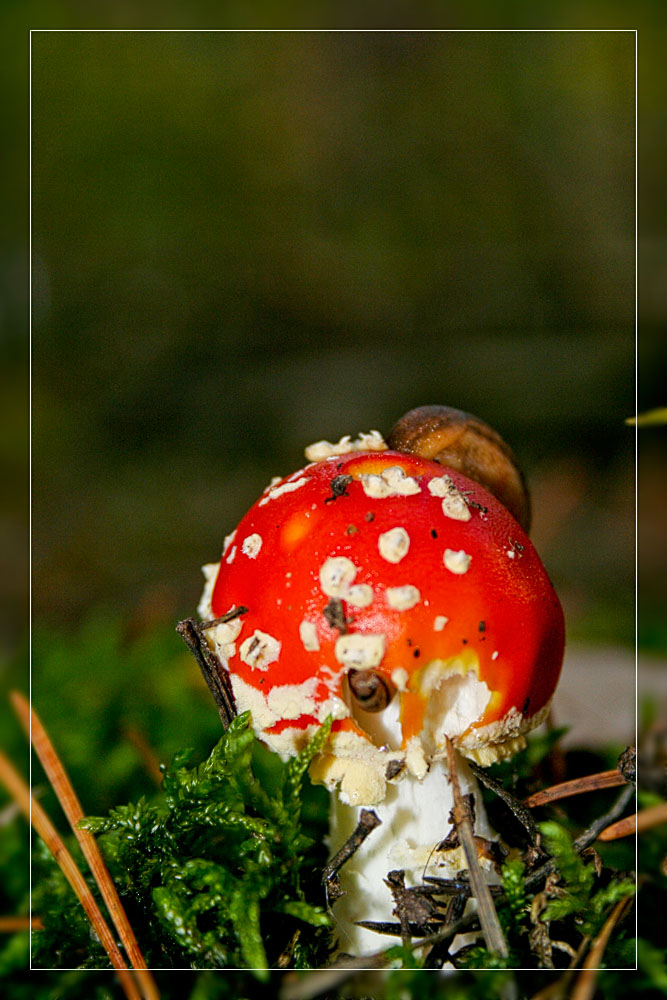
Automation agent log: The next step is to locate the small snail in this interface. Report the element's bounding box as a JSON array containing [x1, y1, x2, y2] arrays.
[[387, 404, 531, 532], [347, 669, 395, 712]]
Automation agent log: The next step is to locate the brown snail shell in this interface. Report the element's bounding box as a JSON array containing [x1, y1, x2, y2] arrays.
[[347, 669, 395, 712], [387, 404, 531, 532]]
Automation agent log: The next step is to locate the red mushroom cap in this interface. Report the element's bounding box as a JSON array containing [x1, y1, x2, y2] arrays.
[[200, 450, 564, 804]]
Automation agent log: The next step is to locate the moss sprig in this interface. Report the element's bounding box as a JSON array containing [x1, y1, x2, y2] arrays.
[[31, 713, 332, 977], [539, 820, 636, 937]]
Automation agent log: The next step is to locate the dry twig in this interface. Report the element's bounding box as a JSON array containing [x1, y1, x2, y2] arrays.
[[445, 736, 508, 958], [176, 611, 244, 728], [468, 758, 541, 845], [322, 808, 381, 905]]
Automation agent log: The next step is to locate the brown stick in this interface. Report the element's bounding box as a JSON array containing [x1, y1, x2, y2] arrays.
[[444, 737, 508, 959], [176, 613, 242, 728], [0, 751, 140, 1000], [524, 769, 627, 808], [598, 801, 667, 841], [10, 692, 160, 1000]]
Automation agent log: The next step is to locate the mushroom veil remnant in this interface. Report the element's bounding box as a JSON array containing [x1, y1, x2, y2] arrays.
[[192, 416, 565, 957]]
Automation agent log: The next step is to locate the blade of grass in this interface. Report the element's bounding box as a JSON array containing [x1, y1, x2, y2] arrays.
[[10, 691, 159, 1000], [524, 769, 627, 808], [445, 736, 508, 959], [0, 750, 140, 1000]]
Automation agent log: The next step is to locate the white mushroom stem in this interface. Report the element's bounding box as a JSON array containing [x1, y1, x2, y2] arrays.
[[327, 750, 499, 957]]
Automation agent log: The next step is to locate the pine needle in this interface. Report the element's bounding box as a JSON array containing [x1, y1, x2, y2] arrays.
[[524, 769, 627, 808], [0, 915, 43, 932], [598, 801, 667, 841], [10, 691, 160, 1000], [122, 723, 163, 786], [0, 750, 140, 1000], [570, 895, 635, 1000]]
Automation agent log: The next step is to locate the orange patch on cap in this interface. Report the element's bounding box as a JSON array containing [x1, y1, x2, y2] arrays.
[[281, 510, 318, 552]]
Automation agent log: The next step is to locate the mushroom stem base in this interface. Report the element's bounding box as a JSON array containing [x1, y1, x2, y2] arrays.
[[327, 754, 498, 957]]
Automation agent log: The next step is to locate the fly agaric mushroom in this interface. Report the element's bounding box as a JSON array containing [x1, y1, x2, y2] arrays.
[[194, 420, 564, 956]]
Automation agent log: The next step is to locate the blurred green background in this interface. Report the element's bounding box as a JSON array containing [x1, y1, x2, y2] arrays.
[[27, 29, 641, 640], [0, 10, 666, 984], [1, 17, 666, 754]]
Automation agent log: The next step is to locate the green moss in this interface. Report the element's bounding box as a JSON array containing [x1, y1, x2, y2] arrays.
[[31, 713, 333, 974]]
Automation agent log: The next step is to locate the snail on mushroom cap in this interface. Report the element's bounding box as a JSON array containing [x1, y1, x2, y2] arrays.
[[192, 408, 565, 957]]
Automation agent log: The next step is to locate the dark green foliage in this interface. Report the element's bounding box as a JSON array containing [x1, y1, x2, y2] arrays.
[[31, 713, 333, 977], [598, 938, 667, 998], [27, 618, 225, 816], [4, 968, 279, 1000], [632, 940, 667, 993], [500, 857, 529, 926], [539, 821, 635, 936], [456, 822, 636, 972], [385, 967, 519, 1000], [30, 839, 109, 970]]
